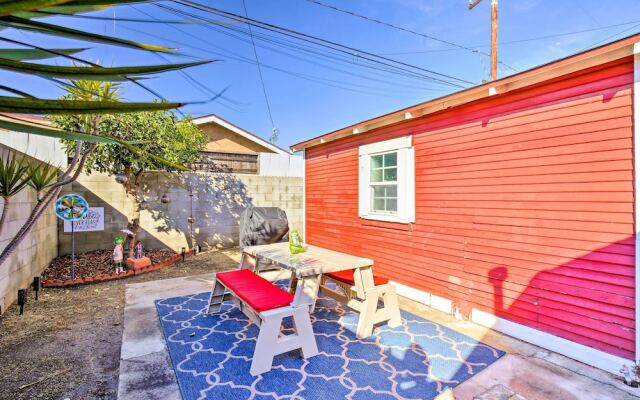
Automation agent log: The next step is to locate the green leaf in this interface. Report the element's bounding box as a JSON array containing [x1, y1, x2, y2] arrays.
[[0, 58, 211, 80], [26, 159, 59, 193], [1, 118, 188, 171], [0, 150, 32, 198], [0, 118, 118, 143], [118, 141, 189, 171], [0, 85, 35, 98], [0, 47, 87, 60], [0, 1, 71, 17], [0, 97, 184, 114], [6, 0, 148, 16], [0, 16, 175, 52]]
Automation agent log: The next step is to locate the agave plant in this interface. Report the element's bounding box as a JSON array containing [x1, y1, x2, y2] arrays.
[[0, 1, 212, 144], [0, 2, 215, 269], [0, 151, 32, 234], [27, 160, 59, 201]]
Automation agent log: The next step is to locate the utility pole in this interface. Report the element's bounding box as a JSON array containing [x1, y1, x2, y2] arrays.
[[469, 0, 498, 81]]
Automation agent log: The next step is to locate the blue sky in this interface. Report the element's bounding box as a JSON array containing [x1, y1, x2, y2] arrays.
[[3, 0, 640, 149]]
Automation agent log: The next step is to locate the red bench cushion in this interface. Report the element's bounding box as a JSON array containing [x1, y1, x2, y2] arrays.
[[325, 269, 389, 286], [216, 269, 294, 312]]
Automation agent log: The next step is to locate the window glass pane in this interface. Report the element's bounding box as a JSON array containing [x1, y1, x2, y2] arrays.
[[384, 152, 397, 167], [372, 198, 385, 211], [386, 185, 397, 198], [371, 185, 398, 213], [383, 167, 397, 182], [371, 155, 383, 169], [372, 185, 386, 198], [386, 199, 397, 212], [370, 168, 382, 182]]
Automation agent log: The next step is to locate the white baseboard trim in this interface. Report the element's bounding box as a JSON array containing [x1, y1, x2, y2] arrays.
[[390, 280, 631, 375], [471, 308, 630, 375], [391, 281, 453, 314]]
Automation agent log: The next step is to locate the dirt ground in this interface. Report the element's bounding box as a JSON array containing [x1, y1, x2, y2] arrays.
[[0, 248, 240, 400]]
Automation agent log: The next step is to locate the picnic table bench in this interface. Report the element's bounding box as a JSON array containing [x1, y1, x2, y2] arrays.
[[207, 242, 401, 375], [207, 268, 318, 376]]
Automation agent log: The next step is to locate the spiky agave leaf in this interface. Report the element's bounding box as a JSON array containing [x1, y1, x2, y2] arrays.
[[0, 0, 145, 17], [0, 118, 120, 143], [0, 15, 175, 52], [0, 150, 32, 198], [0, 47, 87, 60], [26, 159, 59, 195], [0, 97, 184, 114], [0, 1, 71, 17], [0, 58, 211, 80]]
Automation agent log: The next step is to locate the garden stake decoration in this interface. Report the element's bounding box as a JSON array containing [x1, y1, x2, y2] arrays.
[[133, 241, 144, 260], [54, 194, 89, 280], [113, 236, 125, 274]]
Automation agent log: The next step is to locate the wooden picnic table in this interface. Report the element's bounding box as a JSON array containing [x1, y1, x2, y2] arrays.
[[240, 242, 400, 338], [241, 242, 375, 306]]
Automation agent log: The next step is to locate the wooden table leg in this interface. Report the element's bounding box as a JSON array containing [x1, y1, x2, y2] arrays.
[[288, 271, 298, 294], [292, 274, 321, 312], [353, 266, 377, 337], [239, 252, 257, 271]]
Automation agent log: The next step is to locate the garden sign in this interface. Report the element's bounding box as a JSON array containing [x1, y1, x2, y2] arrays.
[[63, 207, 104, 232], [54, 194, 90, 280]]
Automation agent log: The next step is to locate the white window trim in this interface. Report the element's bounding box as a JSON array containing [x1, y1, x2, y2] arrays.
[[359, 136, 415, 224]]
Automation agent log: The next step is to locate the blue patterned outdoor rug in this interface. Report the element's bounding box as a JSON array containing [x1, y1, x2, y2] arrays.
[[155, 285, 504, 400]]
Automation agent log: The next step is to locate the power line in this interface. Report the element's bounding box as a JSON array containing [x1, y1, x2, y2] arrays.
[[171, 0, 474, 88], [172, 9, 449, 91], [304, 0, 517, 73], [130, 5, 244, 113], [157, 2, 469, 95], [143, 4, 451, 98], [581, 23, 640, 51], [241, 0, 278, 143], [120, 21, 446, 99], [380, 19, 640, 55]]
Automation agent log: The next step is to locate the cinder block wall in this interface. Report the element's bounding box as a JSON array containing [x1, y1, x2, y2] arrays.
[[58, 171, 304, 254], [0, 146, 58, 315]]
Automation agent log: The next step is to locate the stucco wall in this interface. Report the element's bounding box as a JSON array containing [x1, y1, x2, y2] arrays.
[[58, 171, 303, 254], [0, 145, 58, 315]]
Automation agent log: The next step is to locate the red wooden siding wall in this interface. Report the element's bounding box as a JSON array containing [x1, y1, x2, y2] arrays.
[[305, 57, 635, 360]]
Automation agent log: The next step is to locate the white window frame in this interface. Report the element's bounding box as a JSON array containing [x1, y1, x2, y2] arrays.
[[358, 136, 415, 223]]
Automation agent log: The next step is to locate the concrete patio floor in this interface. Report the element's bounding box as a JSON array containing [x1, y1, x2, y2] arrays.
[[118, 273, 640, 400]]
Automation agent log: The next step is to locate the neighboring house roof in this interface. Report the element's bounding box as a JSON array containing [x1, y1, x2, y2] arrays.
[[192, 114, 290, 155], [291, 32, 640, 152], [0, 113, 50, 125]]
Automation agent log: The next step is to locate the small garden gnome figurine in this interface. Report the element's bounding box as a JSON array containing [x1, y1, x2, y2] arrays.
[[113, 236, 125, 274], [134, 241, 144, 260]]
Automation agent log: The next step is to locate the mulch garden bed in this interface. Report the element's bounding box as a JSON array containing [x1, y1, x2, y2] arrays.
[[42, 248, 179, 285]]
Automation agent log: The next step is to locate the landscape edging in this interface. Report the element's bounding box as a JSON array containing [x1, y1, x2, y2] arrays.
[[41, 249, 195, 288]]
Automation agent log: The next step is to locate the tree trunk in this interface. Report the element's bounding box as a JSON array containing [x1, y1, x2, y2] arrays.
[[0, 196, 9, 238], [125, 170, 144, 260], [126, 190, 141, 260], [0, 140, 96, 269]]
